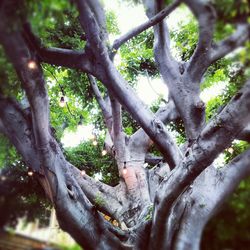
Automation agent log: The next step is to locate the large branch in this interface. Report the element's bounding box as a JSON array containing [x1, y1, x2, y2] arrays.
[[149, 78, 250, 249], [143, 0, 206, 140], [143, 0, 177, 66], [160, 149, 250, 249], [184, 0, 216, 82], [76, 0, 108, 54], [130, 99, 178, 153], [0, 6, 128, 248], [0, 30, 50, 148], [237, 123, 250, 142], [171, 150, 250, 249], [111, 0, 180, 57], [39, 47, 92, 71], [0, 94, 126, 249], [22, 22, 93, 72], [0, 96, 40, 172], [70, 165, 124, 222], [110, 94, 127, 169], [210, 23, 250, 63], [74, 0, 182, 168]]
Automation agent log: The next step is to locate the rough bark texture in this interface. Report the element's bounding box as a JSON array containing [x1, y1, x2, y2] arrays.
[[0, 0, 250, 249]]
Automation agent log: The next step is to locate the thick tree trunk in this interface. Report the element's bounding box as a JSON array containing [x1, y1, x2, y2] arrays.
[[1, 0, 250, 249]]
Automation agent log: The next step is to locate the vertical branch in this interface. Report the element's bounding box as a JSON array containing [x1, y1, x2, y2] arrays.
[[110, 94, 126, 166], [143, 0, 207, 140], [88, 74, 113, 135], [184, 0, 216, 82]]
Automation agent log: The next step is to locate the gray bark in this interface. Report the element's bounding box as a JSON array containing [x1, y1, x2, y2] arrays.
[[0, 0, 250, 249]]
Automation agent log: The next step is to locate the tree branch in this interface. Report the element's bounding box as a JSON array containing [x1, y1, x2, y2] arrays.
[[143, 0, 177, 65], [210, 23, 250, 63], [0, 96, 39, 172], [149, 78, 250, 249], [70, 165, 124, 222], [0, 4, 128, 247], [75, 0, 108, 55], [237, 123, 250, 142], [170, 150, 250, 249], [88, 74, 113, 134], [129, 99, 179, 166], [184, 0, 216, 82], [22, 22, 93, 72], [143, 0, 206, 140], [0, 27, 50, 147], [111, 0, 180, 57]]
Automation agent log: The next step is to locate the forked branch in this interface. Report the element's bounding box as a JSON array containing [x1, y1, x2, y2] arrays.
[[149, 78, 250, 249]]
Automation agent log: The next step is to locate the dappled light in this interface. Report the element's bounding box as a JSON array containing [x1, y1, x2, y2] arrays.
[[0, 0, 250, 249]]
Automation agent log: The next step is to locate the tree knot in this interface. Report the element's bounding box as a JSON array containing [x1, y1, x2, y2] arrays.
[[152, 118, 164, 133]]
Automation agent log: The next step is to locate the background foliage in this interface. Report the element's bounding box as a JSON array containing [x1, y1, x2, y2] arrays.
[[1, 0, 250, 249]]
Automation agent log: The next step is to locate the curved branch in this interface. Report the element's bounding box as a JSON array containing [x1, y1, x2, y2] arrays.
[[0, 96, 39, 172], [149, 78, 250, 249], [70, 165, 124, 222], [143, 0, 206, 140], [210, 23, 250, 63], [171, 150, 250, 249], [75, 0, 107, 54], [129, 99, 179, 164], [111, 0, 180, 57], [184, 0, 216, 81], [22, 22, 93, 72], [0, 27, 50, 147]]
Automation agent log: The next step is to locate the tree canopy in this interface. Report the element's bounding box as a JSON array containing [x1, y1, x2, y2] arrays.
[[0, 0, 250, 249]]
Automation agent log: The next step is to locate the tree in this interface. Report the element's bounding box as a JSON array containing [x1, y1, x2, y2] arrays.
[[0, 0, 250, 249]]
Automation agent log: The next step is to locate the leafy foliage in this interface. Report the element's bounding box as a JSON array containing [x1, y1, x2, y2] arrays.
[[1, 0, 250, 248], [0, 162, 51, 228], [202, 177, 250, 250], [64, 138, 119, 186]]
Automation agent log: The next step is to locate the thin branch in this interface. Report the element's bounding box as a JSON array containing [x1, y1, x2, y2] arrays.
[[111, 0, 181, 58], [210, 23, 250, 63], [88, 74, 113, 134], [143, 0, 177, 65], [110, 94, 126, 163]]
